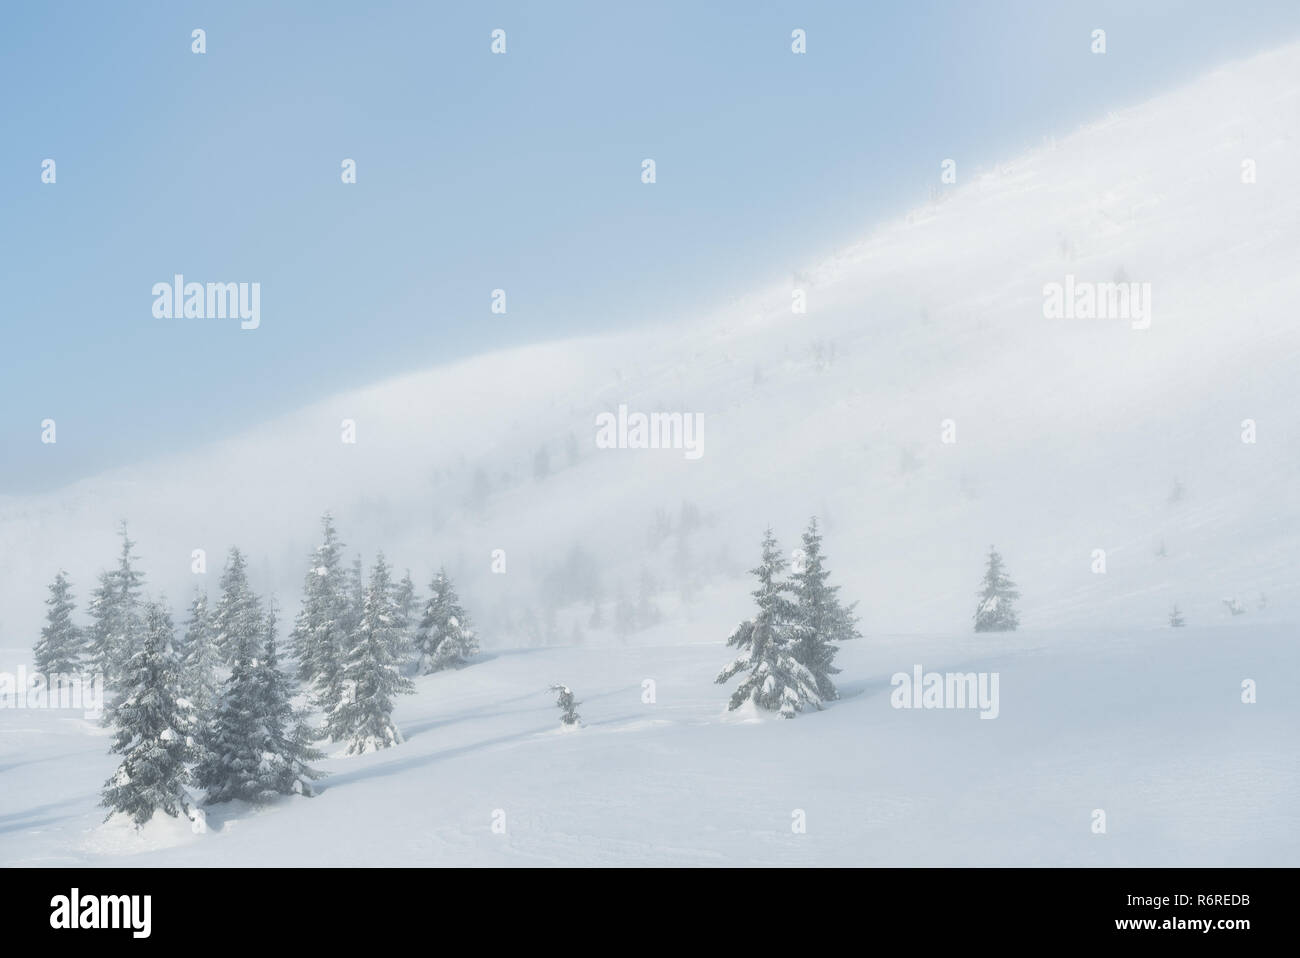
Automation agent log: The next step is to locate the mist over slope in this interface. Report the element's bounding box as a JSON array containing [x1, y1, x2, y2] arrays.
[[2, 42, 1298, 645]]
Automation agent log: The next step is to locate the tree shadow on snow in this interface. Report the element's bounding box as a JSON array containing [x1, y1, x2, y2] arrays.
[[314, 724, 554, 794], [0, 793, 97, 835], [400, 699, 546, 739]]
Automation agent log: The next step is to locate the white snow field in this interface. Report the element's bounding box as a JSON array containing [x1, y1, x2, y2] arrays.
[[2, 42, 1299, 865], [1, 625, 1295, 867]]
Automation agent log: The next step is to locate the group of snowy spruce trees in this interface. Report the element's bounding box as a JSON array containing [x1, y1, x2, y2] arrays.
[[716, 518, 863, 718], [717, 533, 1024, 717], [287, 513, 479, 753], [35, 514, 1026, 819], [33, 515, 480, 828]]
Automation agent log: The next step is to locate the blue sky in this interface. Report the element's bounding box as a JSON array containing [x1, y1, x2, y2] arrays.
[[3, 0, 1298, 494]]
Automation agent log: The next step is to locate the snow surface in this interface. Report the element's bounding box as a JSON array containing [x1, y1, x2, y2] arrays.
[[0, 626, 1294, 866]]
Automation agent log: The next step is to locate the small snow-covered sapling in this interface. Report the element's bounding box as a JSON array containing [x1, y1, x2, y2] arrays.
[[549, 684, 581, 726]]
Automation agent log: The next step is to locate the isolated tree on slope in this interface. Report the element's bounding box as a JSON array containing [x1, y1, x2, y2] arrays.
[[178, 591, 218, 720], [211, 548, 263, 665], [414, 568, 478, 673], [289, 514, 350, 718], [328, 554, 415, 753], [716, 529, 821, 718], [101, 601, 194, 827], [974, 547, 1020, 632], [255, 607, 324, 797], [789, 518, 843, 702], [549, 684, 581, 726], [34, 571, 83, 674]]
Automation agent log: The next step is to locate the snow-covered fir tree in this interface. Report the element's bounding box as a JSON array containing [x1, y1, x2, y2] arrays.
[[345, 555, 365, 631], [86, 571, 117, 681], [1169, 605, 1186, 628], [716, 529, 821, 718], [789, 517, 844, 702], [194, 659, 261, 804], [211, 548, 263, 665], [100, 601, 194, 827], [178, 591, 218, 719], [110, 523, 147, 674], [254, 606, 324, 797], [34, 571, 83, 674], [390, 569, 417, 664], [289, 514, 351, 720], [195, 604, 319, 804], [974, 546, 1020, 632], [613, 584, 636, 639], [88, 524, 147, 687], [413, 568, 478, 673], [636, 567, 661, 629], [829, 598, 863, 644], [195, 566, 267, 804], [327, 554, 415, 754], [549, 684, 581, 726]]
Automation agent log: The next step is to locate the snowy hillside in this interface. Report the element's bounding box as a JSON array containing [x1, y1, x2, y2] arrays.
[[4, 46, 1300, 646], [2, 41, 1298, 867]]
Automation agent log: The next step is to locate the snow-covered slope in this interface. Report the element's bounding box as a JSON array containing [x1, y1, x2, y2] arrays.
[[0, 43, 1297, 867], [4, 46, 1299, 646]]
